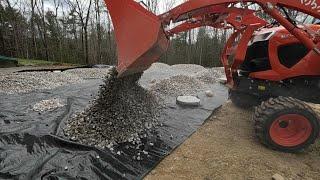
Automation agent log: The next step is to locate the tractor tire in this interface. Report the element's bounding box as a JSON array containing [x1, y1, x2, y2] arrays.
[[229, 90, 261, 109], [254, 97, 320, 153]]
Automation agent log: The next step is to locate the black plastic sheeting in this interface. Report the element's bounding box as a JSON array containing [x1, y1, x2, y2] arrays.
[[0, 76, 228, 180]]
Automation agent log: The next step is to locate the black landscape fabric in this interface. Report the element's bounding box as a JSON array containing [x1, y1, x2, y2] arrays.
[[0, 70, 228, 180]]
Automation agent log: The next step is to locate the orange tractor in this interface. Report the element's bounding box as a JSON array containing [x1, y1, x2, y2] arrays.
[[104, 0, 320, 152]]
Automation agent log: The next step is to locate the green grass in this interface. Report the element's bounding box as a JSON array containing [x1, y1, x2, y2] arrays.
[[18, 59, 77, 66]]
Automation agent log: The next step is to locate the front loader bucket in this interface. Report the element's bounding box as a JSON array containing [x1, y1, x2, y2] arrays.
[[105, 0, 169, 77]]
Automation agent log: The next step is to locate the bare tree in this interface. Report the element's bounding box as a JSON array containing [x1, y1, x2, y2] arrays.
[[94, 0, 102, 63], [35, 0, 49, 61], [5, 0, 19, 56], [29, 0, 38, 58], [146, 0, 159, 14], [52, 0, 63, 62], [0, 0, 227, 67], [162, 0, 175, 12], [161, 0, 176, 63], [0, 1, 5, 55], [106, 10, 114, 64], [66, 0, 92, 64]]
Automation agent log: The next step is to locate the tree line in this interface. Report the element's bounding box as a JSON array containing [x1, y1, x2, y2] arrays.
[[0, 0, 227, 67]]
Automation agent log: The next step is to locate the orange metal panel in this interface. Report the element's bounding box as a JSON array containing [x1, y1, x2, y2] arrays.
[[104, 0, 169, 77]]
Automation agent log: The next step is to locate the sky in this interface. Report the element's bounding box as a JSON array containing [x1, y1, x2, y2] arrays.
[[4, 0, 194, 35], [42, 0, 183, 14], [4, 0, 184, 18], [38, 0, 184, 30]]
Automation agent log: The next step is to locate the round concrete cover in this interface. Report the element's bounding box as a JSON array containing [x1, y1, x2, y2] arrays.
[[176, 96, 201, 106]]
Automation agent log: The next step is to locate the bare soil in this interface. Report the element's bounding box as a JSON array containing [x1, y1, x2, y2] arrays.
[[145, 101, 320, 180]]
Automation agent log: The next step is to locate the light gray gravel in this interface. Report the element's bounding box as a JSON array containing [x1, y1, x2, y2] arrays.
[[140, 63, 225, 88], [150, 75, 206, 97], [142, 63, 225, 101], [171, 64, 206, 75], [0, 68, 111, 94], [64, 68, 111, 79], [195, 68, 225, 84], [32, 98, 65, 112]]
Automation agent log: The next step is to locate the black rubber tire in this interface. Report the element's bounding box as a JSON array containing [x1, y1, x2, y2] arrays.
[[254, 96, 320, 153], [229, 90, 261, 109]]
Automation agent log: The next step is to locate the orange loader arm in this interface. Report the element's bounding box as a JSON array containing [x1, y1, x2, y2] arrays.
[[104, 0, 320, 77]]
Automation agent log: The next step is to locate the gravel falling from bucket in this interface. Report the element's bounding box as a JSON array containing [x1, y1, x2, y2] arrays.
[[64, 67, 161, 149]]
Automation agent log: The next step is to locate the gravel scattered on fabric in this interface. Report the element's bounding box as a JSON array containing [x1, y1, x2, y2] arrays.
[[0, 68, 111, 94], [33, 98, 65, 112], [62, 63, 224, 159], [64, 68, 161, 149], [1, 63, 224, 157]]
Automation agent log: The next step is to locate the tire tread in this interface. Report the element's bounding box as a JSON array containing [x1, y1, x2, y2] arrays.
[[254, 97, 319, 152]]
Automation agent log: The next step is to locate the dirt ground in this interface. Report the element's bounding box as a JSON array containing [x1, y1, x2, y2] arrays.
[[145, 101, 320, 180]]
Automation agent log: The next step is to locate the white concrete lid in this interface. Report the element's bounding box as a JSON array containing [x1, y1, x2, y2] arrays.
[[176, 96, 201, 106]]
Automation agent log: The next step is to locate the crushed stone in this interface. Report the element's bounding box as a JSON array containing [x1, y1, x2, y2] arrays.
[[64, 68, 111, 79], [140, 63, 225, 88], [0, 72, 82, 94], [32, 98, 65, 112], [150, 75, 206, 97], [0, 68, 111, 94], [171, 64, 206, 76], [64, 67, 161, 149], [195, 68, 225, 84]]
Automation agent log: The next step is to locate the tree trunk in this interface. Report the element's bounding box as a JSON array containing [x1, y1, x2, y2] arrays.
[[84, 0, 92, 64], [54, 0, 62, 62], [0, 7, 5, 55], [188, 30, 192, 64], [30, 0, 37, 59], [80, 28, 85, 63], [84, 27, 89, 64], [5, 1, 19, 57], [42, 1, 49, 61], [95, 0, 102, 64], [37, 0, 49, 61], [0, 29, 5, 55]]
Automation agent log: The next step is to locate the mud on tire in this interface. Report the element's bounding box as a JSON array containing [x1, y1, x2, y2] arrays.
[[254, 97, 320, 153]]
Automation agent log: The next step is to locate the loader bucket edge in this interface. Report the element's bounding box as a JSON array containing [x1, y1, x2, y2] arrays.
[[104, 0, 169, 77]]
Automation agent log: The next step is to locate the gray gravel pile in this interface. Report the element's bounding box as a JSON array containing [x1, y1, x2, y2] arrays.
[[195, 68, 225, 84], [0, 72, 82, 94], [0, 68, 111, 94], [140, 63, 178, 87], [150, 75, 206, 97], [171, 64, 206, 76], [141, 63, 225, 88], [64, 67, 161, 149], [32, 98, 65, 112]]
